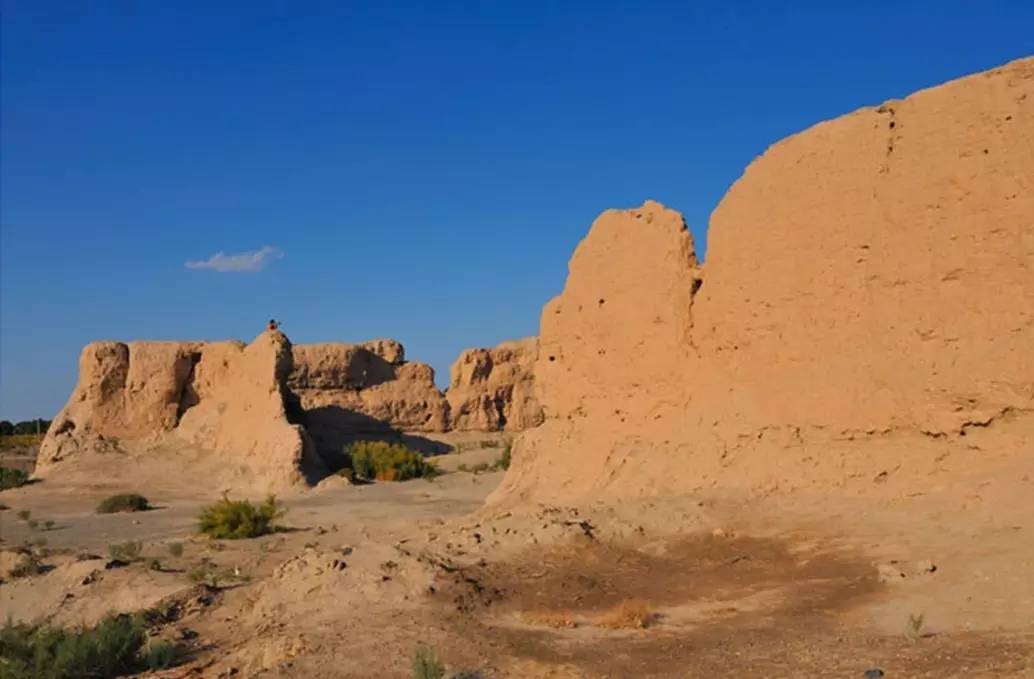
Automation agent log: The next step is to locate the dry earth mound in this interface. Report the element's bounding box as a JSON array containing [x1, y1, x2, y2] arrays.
[[39, 331, 325, 489], [495, 57, 1034, 504], [38, 332, 544, 488], [447, 337, 543, 432], [39, 340, 204, 466]]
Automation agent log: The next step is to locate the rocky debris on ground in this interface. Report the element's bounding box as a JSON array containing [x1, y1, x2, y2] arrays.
[[876, 559, 938, 583]]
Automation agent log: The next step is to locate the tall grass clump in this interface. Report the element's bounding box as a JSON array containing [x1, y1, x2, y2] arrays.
[[197, 494, 283, 539], [412, 644, 446, 679], [345, 441, 438, 482]]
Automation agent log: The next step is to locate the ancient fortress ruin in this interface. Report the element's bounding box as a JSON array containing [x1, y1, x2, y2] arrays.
[[39, 57, 1033, 498]]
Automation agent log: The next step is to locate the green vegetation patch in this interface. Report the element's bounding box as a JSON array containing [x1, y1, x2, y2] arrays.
[[344, 441, 438, 482], [108, 541, 143, 562], [96, 493, 151, 514], [198, 495, 283, 539], [412, 645, 447, 679], [0, 467, 30, 491], [0, 614, 179, 679]]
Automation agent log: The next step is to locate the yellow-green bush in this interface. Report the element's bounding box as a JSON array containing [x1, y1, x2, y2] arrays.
[[344, 441, 438, 482], [197, 495, 283, 539]]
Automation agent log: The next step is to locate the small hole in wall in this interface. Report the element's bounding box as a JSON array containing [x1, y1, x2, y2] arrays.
[[548, 356, 556, 362], [889, 121, 896, 129], [598, 298, 605, 306]]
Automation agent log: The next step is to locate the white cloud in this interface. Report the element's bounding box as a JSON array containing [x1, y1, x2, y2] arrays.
[[185, 245, 284, 273]]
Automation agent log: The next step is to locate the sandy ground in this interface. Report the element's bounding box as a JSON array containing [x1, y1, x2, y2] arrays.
[[1, 435, 1033, 678]]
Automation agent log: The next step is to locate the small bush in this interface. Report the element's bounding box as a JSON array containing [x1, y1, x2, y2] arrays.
[[187, 560, 218, 587], [143, 640, 179, 670], [0, 467, 29, 491], [0, 613, 177, 678], [96, 493, 150, 514], [496, 444, 512, 471], [26, 519, 38, 530], [905, 612, 926, 641], [197, 494, 283, 539], [412, 645, 446, 679], [167, 542, 184, 558], [108, 540, 143, 562], [346, 441, 435, 482], [43, 519, 56, 531], [186, 559, 246, 588], [16, 509, 30, 521], [147, 558, 163, 571], [7, 555, 44, 579]]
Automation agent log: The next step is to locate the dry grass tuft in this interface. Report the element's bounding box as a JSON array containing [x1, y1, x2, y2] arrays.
[[594, 599, 657, 629], [520, 611, 579, 629]]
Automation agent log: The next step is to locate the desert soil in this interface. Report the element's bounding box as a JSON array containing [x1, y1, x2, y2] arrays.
[[2, 434, 1032, 678]]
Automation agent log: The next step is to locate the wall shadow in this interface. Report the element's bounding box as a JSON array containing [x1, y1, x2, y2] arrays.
[[302, 405, 452, 471]]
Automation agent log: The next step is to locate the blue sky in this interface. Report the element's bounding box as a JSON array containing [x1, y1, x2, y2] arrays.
[[2, 1, 1032, 421]]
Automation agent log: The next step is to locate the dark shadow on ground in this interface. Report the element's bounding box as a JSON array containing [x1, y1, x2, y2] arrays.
[[300, 406, 452, 473]]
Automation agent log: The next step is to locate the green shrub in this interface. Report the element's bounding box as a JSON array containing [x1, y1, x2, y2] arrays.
[[496, 443, 512, 471], [345, 441, 437, 482], [187, 560, 219, 587], [7, 555, 43, 579], [96, 493, 150, 514], [16, 509, 30, 521], [186, 558, 246, 588], [108, 541, 143, 562], [197, 495, 283, 539], [0, 613, 179, 678], [412, 644, 446, 679], [143, 640, 179, 670], [0, 467, 29, 491], [167, 542, 184, 558]]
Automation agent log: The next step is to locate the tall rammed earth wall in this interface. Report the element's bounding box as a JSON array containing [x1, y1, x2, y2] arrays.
[[492, 57, 1034, 504]]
